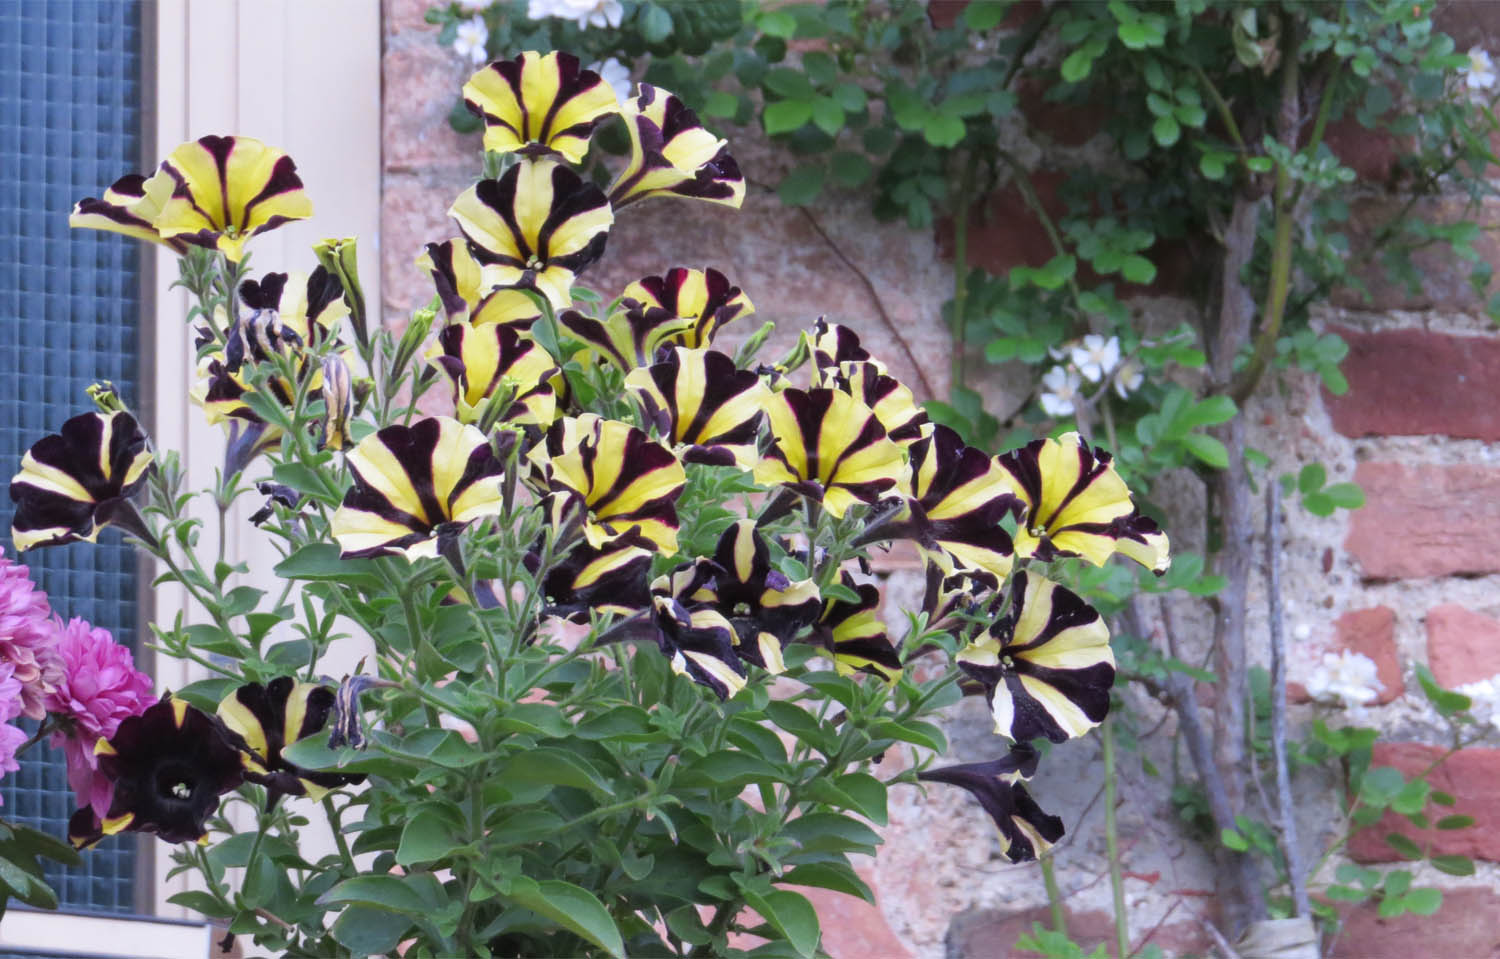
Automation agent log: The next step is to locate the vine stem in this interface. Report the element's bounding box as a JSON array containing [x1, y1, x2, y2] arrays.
[[1266, 483, 1309, 917], [1101, 716, 1129, 959]]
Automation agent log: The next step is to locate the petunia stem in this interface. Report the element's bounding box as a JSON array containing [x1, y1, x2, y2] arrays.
[[321, 796, 356, 873], [1101, 716, 1130, 959], [1039, 850, 1068, 936]]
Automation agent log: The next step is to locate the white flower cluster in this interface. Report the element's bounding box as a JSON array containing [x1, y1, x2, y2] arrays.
[[453, 15, 490, 65], [1037, 334, 1143, 417], [1304, 649, 1383, 712], [528, 0, 624, 29], [1455, 675, 1500, 733], [1465, 47, 1497, 94]]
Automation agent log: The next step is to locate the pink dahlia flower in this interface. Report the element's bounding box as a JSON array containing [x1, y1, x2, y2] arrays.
[[0, 557, 63, 719], [45, 618, 154, 817], [0, 662, 29, 804]]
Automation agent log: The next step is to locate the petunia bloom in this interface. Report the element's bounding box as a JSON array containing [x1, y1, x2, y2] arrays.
[[619, 267, 754, 349], [45, 618, 154, 818], [463, 51, 621, 164], [430, 322, 559, 428], [68, 174, 189, 253], [608, 84, 745, 209], [754, 388, 910, 518], [69, 695, 246, 848], [217, 678, 366, 809], [9, 412, 153, 552], [690, 521, 820, 672], [449, 158, 613, 308], [142, 136, 312, 262], [416, 238, 541, 330], [600, 562, 747, 700], [958, 571, 1114, 743], [995, 431, 1169, 572], [814, 360, 928, 445], [625, 348, 768, 469], [559, 303, 695, 373], [532, 415, 686, 554], [814, 572, 903, 681], [917, 744, 1064, 863], [0, 557, 64, 719], [532, 540, 653, 623], [331, 417, 506, 559]]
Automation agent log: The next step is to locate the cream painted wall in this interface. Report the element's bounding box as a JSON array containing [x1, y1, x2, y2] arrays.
[[148, 0, 382, 925]]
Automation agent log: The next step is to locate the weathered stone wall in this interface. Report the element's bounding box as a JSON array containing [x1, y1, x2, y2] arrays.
[[381, 2, 1500, 955]]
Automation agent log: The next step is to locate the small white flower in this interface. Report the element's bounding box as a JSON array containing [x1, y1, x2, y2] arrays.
[[1456, 675, 1500, 733], [1112, 357, 1144, 399], [589, 57, 632, 104], [1466, 47, 1497, 92], [1047, 339, 1078, 363], [452, 16, 489, 65], [528, 0, 623, 29], [1069, 334, 1121, 383], [1038, 365, 1083, 418], [1304, 650, 1382, 711]]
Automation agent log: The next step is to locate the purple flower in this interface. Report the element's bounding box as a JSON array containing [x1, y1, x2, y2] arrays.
[[45, 618, 154, 817], [0, 557, 63, 719]]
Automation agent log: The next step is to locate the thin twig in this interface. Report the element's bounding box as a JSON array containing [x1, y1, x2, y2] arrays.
[[1267, 483, 1310, 917], [1197, 913, 1243, 959]]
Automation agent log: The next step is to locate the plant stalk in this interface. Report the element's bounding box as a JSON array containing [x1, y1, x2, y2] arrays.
[[1102, 716, 1129, 959]]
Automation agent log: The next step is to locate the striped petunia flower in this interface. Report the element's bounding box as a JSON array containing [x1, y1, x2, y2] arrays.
[[625, 348, 768, 469], [608, 84, 745, 210], [330, 417, 506, 560], [916, 744, 1064, 863], [462, 51, 621, 164], [600, 561, 748, 700], [415, 238, 541, 330], [689, 520, 820, 673], [814, 572, 903, 681], [429, 322, 559, 428], [217, 678, 365, 810], [146, 136, 312, 262], [68, 174, 189, 253], [814, 360, 928, 445], [9, 412, 153, 551], [558, 303, 694, 373], [754, 387, 910, 518], [808, 317, 877, 372], [619, 267, 753, 349], [958, 571, 1114, 744], [880, 424, 1020, 580], [995, 432, 1170, 573], [533, 540, 653, 623], [449, 158, 613, 309], [532, 415, 686, 554]]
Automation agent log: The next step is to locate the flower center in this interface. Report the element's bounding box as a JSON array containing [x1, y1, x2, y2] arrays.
[[525, 255, 544, 270]]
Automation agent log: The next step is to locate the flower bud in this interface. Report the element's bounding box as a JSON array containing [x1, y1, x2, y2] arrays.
[[313, 237, 368, 353], [86, 381, 126, 414], [319, 355, 353, 452]]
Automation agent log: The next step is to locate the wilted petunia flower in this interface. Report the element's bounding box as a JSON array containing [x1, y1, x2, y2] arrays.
[[958, 571, 1114, 743], [415, 238, 542, 331], [689, 521, 821, 672], [881, 424, 1020, 580], [319, 355, 354, 451], [916, 744, 1064, 863], [755, 388, 910, 518], [429, 322, 559, 429], [463, 51, 620, 164], [69, 694, 246, 848], [449, 158, 613, 308], [9, 412, 153, 551], [626, 348, 769, 469], [608, 84, 745, 209], [619, 267, 754, 350], [995, 431, 1169, 572], [532, 415, 687, 554], [331, 417, 506, 559], [148, 136, 312, 262], [217, 678, 366, 809]]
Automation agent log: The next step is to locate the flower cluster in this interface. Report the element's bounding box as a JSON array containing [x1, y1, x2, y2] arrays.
[[1038, 334, 1143, 417], [1303, 649, 1383, 713]]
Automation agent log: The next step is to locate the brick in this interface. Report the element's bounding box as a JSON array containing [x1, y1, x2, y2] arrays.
[[1331, 195, 1500, 313], [1332, 886, 1500, 958], [1344, 462, 1500, 580], [382, 43, 480, 172], [797, 880, 913, 959], [937, 170, 1067, 275], [1434, 0, 1500, 52], [1321, 116, 1401, 184], [928, 0, 1043, 31], [381, 172, 471, 317], [1349, 743, 1500, 862], [1426, 604, 1500, 688], [1017, 74, 1110, 148], [946, 904, 1209, 958], [384, 0, 439, 36], [1322, 325, 1500, 441]]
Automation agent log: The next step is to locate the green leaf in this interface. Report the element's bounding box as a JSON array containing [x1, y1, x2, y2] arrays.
[[1220, 828, 1249, 852], [678, 751, 789, 789], [320, 875, 431, 914], [1404, 887, 1442, 916], [763, 99, 813, 136], [1435, 815, 1475, 830], [1414, 664, 1471, 716], [1184, 395, 1237, 429], [1120, 254, 1156, 285], [1183, 433, 1229, 469], [330, 905, 413, 956], [758, 10, 797, 38], [832, 773, 888, 825], [505, 878, 625, 958], [167, 890, 232, 918], [923, 113, 966, 148], [704, 90, 740, 118], [499, 747, 612, 796], [830, 151, 872, 187], [1061, 48, 1096, 83], [740, 888, 820, 958], [1152, 114, 1180, 147], [640, 4, 674, 43], [1383, 832, 1424, 860], [275, 543, 379, 583], [764, 68, 815, 100], [397, 810, 466, 867], [1298, 463, 1327, 494], [1431, 854, 1474, 876], [811, 97, 846, 136], [777, 164, 825, 206], [780, 863, 874, 902], [964, 2, 1010, 29], [1324, 482, 1365, 509]]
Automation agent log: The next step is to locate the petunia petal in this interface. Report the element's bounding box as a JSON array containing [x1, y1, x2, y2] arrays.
[[10, 412, 153, 551], [463, 51, 621, 164]]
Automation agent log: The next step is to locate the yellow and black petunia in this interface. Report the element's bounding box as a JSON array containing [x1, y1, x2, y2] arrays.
[[558, 304, 694, 373], [217, 678, 366, 809], [815, 360, 928, 445], [448, 158, 613, 309], [995, 432, 1170, 572], [957, 571, 1114, 744], [808, 317, 878, 372], [754, 387, 910, 518], [916, 744, 1064, 863], [532, 415, 687, 554], [430, 322, 559, 428], [534, 540, 653, 624], [9, 412, 153, 551], [415, 238, 542, 331], [922, 561, 997, 636], [69, 173, 189, 253], [1110, 508, 1172, 576], [881, 424, 1020, 580], [331, 417, 506, 559], [68, 694, 245, 849], [625, 348, 768, 469], [145, 135, 312, 262], [320, 355, 354, 452], [619, 267, 754, 349], [690, 520, 820, 673], [600, 562, 748, 699], [814, 572, 903, 681], [608, 84, 745, 210], [462, 51, 621, 164]]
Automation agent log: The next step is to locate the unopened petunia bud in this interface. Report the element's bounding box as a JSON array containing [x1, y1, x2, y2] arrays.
[[313, 237, 368, 354], [319, 356, 353, 452], [86, 381, 126, 414]]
